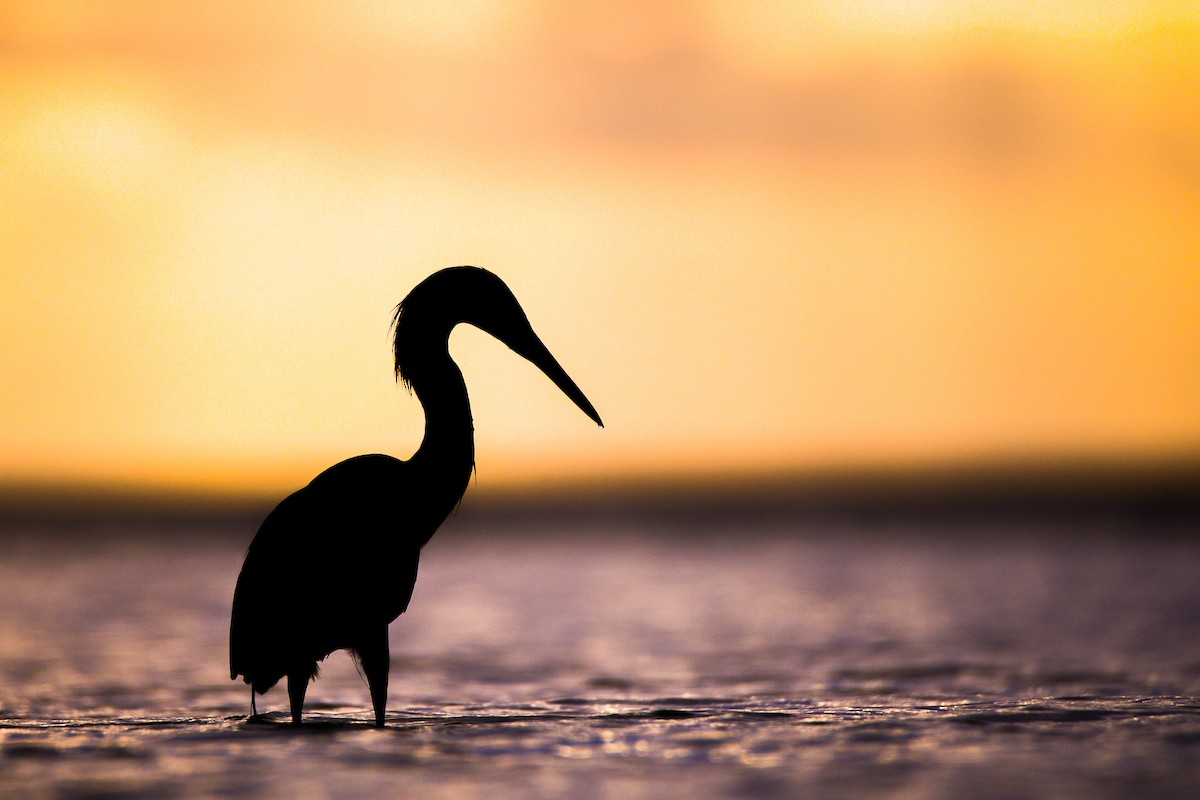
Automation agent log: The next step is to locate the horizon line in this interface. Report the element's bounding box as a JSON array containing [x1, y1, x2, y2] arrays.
[[2, 451, 1197, 527]]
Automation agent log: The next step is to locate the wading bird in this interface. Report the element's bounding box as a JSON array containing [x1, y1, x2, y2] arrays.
[[229, 266, 602, 726]]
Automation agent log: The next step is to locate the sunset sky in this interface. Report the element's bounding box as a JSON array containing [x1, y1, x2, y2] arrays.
[[2, 2, 1198, 496]]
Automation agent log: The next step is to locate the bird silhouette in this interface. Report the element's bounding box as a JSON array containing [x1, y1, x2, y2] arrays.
[[229, 266, 602, 726]]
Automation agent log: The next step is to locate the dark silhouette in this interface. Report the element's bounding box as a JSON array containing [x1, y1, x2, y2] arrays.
[[229, 267, 602, 726]]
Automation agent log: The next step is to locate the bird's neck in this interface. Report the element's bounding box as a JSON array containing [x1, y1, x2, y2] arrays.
[[408, 352, 475, 527]]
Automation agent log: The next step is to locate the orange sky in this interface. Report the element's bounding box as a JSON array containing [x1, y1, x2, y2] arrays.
[[1, 2, 1198, 495]]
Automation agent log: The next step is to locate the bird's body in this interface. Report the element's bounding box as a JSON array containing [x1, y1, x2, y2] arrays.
[[229, 267, 601, 726]]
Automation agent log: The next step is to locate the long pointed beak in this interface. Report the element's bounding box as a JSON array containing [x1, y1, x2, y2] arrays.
[[515, 336, 604, 428]]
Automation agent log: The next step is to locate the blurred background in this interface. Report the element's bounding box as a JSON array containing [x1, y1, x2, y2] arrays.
[[2, 0, 1198, 516]]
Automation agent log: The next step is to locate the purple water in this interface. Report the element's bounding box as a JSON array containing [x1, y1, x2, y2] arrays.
[[1, 517, 1198, 798]]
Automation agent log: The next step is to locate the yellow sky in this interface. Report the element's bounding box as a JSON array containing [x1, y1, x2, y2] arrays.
[[1, 1, 1198, 495]]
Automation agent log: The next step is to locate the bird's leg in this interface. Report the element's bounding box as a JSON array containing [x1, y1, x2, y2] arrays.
[[358, 628, 390, 728], [287, 670, 309, 725], [250, 688, 257, 718]]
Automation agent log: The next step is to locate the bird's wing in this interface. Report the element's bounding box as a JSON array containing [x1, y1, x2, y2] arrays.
[[230, 456, 426, 683]]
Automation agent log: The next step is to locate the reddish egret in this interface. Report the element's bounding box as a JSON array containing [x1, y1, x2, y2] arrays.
[[229, 266, 602, 726]]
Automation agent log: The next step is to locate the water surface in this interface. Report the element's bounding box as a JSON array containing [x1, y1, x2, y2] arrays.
[[1, 518, 1198, 798]]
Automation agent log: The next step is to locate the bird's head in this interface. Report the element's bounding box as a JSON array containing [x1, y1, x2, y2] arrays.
[[392, 266, 603, 427]]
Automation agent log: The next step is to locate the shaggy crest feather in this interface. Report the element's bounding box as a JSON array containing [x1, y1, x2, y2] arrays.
[[390, 301, 414, 392]]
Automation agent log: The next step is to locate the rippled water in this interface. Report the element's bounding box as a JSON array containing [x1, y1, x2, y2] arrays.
[[1, 517, 1199, 798]]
